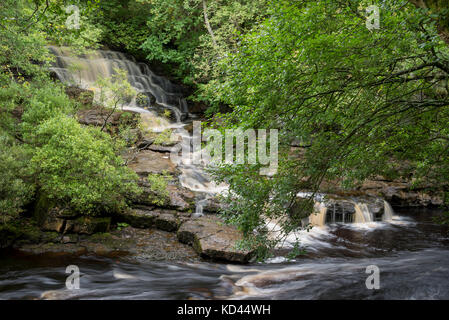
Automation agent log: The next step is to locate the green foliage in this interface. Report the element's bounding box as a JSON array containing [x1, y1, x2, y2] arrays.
[[153, 129, 174, 145], [0, 134, 34, 223], [31, 116, 141, 215], [138, 0, 268, 95], [147, 172, 171, 206], [211, 0, 449, 256], [96, 68, 137, 112], [116, 222, 129, 231]]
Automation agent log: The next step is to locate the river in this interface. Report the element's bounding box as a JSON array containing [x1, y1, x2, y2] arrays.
[[1, 208, 448, 300]]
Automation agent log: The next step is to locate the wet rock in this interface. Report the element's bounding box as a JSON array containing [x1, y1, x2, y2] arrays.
[[187, 100, 209, 114], [177, 216, 253, 263], [201, 196, 226, 213], [61, 234, 79, 244], [166, 185, 195, 211], [128, 150, 177, 176], [64, 217, 111, 235], [116, 208, 188, 232], [17, 243, 88, 256]]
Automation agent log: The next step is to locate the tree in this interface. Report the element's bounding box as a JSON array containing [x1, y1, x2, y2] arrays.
[[139, 0, 268, 93], [95, 68, 137, 132], [31, 116, 141, 216], [211, 0, 449, 257]]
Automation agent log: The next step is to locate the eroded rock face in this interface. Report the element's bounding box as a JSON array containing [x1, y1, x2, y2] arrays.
[[15, 227, 200, 262], [177, 216, 253, 263], [115, 208, 189, 231], [64, 217, 111, 235], [359, 179, 445, 207]]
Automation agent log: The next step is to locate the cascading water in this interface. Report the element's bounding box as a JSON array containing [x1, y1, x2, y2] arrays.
[[49, 46, 188, 121], [354, 203, 373, 223], [1, 49, 445, 301], [49, 46, 227, 207], [298, 192, 394, 227]]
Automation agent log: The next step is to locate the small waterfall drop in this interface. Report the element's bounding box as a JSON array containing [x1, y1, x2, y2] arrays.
[[192, 199, 206, 218], [383, 200, 394, 221], [353, 203, 373, 223], [309, 202, 327, 227]]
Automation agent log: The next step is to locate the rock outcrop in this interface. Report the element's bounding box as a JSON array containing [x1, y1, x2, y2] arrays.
[[127, 150, 178, 176], [358, 179, 445, 207], [177, 216, 253, 263]]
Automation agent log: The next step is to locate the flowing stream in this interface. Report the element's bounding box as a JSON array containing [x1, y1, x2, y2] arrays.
[[1, 48, 448, 300], [1, 208, 448, 299]]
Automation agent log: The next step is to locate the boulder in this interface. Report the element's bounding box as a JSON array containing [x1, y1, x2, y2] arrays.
[[177, 216, 253, 263], [148, 144, 177, 153]]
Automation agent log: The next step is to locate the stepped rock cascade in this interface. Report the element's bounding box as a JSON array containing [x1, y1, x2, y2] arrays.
[[298, 193, 394, 227], [49, 46, 188, 121], [49, 46, 226, 206]]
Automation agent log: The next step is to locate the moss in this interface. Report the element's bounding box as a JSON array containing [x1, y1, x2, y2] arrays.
[[33, 193, 53, 226], [0, 218, 44, 247]]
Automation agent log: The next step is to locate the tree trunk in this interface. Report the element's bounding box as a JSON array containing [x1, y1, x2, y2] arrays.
[[202, 0, 217, 47]]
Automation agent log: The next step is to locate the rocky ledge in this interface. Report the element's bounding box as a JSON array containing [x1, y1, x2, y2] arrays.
[[116, 208, 253, 263]]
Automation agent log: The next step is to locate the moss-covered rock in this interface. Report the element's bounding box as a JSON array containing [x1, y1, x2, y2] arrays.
[[64, 217, 111, 235]]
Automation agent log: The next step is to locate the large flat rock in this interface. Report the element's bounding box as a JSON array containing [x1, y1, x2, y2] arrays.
[[128, 150, 177, 176], [177, 216, 253, 263]]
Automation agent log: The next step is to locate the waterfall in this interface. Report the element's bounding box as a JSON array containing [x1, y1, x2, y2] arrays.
[[49, 46, 227, 213], [48, 46, 188, 121], [383, 200, 394, 221], [192, 199, 206, 218], [309, 202, 327, 227], [354, 203, 374, 223]]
